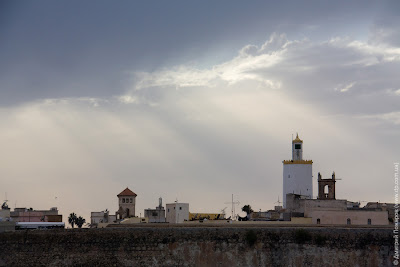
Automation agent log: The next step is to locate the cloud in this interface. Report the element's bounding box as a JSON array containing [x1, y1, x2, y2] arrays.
[[335, 82, 356, 93], [1, 32, 398, 225], [128, 33, 400, 119], [358, 111, 400, 125], [132, 33, 291, 91], [117, 95, 139, 104], [369, 16, 400, 47], [42, 97, 106, 107]]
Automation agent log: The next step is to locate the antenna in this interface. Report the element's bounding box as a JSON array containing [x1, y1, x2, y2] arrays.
[[224, 194, 240, 220], [274, 196, 282, 206], [221, 207, 227, 214]]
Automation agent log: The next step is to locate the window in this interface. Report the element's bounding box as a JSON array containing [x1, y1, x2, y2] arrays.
[[168, 208, 170, 212], [347, 218, 351, 225], [122, 198, 125, 203], [368, 219, 371, 225], [130, 198, 133, 203], [179, 207, 182, 210], [295, 144, 301, 149], [174, 207, 175, 210], [288, 175, 290, 178], [317, 218, 320, 224], [324, 185, 329, 194], [324, 185, 329, 198]]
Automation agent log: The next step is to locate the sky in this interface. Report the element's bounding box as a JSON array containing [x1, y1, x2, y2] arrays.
[[0, 1, 399, 224]]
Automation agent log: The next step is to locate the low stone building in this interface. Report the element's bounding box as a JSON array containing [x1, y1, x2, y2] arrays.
[[90, 210, 116, 226], [311, 210, 388, 225], [144, 198, 166, 223], [120, 217, 148, 224], [0, 207, 11, 222], [285, 172, 389, 225], [10, 207, 62, 222], [364, 202, 396, 224], [286, 193, 348, 217], [0, 202, 15, 232], [249, 210, 280, 221]]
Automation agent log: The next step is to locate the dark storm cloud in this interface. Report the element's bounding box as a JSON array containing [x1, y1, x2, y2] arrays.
[[130, 32, 400, 123], [0, 0, 392, 106]]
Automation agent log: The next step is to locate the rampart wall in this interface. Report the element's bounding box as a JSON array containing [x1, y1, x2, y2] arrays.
[[0, 225, 394, 266]]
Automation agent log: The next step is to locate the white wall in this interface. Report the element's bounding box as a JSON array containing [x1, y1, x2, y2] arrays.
[[283, 163, 313, 208], [90, 211, 115, 224], [311, 210, 389, 225], [91, 212, 104, 224], [0, 210, 11, 221], [166, 203, 189, 223]]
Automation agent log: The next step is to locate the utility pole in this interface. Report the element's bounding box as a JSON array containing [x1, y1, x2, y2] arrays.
[[224, 194, 240, 220]]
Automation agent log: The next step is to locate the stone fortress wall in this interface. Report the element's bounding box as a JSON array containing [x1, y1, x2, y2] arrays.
[[0, 225, 394, 266]]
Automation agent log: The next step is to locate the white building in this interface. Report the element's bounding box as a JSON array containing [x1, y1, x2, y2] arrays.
[[283, 134, 313, 208], [166, 202, 189, 223], [144, 198, 166, 223], [90, 210, 116, 225], [0, 201, 11, 222]]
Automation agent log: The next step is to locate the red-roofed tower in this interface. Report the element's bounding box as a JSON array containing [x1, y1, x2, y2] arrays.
[[116, 187, 137, 219]]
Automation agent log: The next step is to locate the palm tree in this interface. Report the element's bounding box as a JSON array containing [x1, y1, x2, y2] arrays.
[[68, 212, 77, 228], [76, 216, 86, 228]]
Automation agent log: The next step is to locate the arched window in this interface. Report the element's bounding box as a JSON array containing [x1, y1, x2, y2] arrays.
[[317, 218, 321, 224], [347, 218, 351, 225], [324, 185, 329, 197], [368, 218, 371, 225]]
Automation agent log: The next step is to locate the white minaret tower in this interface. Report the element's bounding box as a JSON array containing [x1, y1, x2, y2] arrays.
[[282, 133, 313, 208]]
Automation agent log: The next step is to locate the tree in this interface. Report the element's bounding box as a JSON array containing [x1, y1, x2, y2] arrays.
[[68, 213, 77, 228], [242, 205, 254, 215], [76, 216, 86, 228]]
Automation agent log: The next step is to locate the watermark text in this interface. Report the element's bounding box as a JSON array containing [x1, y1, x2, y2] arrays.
[[394, 162, 399, 265]]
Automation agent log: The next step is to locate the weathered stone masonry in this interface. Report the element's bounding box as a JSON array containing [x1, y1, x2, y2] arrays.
[[0, 226, 394, 266]]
